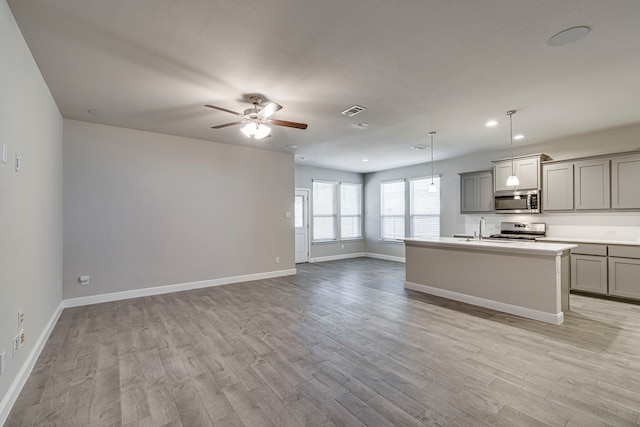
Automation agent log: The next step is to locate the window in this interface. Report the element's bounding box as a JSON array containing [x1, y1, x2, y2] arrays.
[[340, 183, 362, 239], [312, 181, 363, 241], [380, 180, 406, 240], [312, 181, 337, 241], [410, 177, 440, 238]]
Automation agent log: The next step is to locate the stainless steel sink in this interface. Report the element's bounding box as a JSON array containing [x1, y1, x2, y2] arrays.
[[457, 238, 513, 244]]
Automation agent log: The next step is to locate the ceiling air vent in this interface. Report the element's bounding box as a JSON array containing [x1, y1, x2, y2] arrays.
[[341, 105, 367, 116], [411, 144, 428, 151]]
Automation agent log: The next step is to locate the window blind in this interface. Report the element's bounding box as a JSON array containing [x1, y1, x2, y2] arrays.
[[410, 177, 440, 238], [312, 181, 337, 241], [380, 180, 406, 240]]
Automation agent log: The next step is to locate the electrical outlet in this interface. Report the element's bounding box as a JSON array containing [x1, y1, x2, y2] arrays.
[[18, 309, 24, 328], [19, 330, 25, 347], [79, 275, 90, 285], [0, 351, 5, 375], [275, 256, 280, 264], [15, 154, 20, 172]]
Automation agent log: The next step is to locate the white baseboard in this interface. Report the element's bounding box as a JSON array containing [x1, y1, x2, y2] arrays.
[[0, 301, 65, 426], [64, 268, 297, 308], [309, 253, 366, 263], [404, 281, 564, 325], [365, 252, 406, 263], [308, 252, 405, 263]]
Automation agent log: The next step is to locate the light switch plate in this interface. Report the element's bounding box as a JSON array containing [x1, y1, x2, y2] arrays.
[[0, 351, 5, 375], [1, 143, 6, 164], [15, 154, 20, 172]]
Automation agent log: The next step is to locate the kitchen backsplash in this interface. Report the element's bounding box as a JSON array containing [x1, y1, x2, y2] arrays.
[[460, 212, 640, 242]]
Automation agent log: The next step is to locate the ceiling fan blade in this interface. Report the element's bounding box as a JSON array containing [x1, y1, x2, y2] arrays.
[[211, 121, 244, 129], [205, 104, 243, 117], [270, 119, 308, 130], [259, 102, 283, 118]]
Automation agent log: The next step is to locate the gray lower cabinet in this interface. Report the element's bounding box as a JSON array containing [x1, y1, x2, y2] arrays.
[[459, 170, 493, 213], [569, 243, 640, 300], [609, 257, 640, 299], [611, 154, 640, 209], [571, 255, 608, 294], [608, 245, 640, 299], [570, 243, 608, 294]]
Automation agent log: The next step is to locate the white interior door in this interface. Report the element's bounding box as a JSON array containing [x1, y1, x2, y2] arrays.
[[295, 188, 309, 263]]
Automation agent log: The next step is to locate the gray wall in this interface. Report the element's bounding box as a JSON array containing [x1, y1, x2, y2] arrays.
[[63, 120, 295, 299], [0, 0, 63, 414], [295, 164, 364, 260]]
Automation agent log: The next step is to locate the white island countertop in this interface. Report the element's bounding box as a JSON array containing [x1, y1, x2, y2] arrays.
[[404, 237, 576, 256]]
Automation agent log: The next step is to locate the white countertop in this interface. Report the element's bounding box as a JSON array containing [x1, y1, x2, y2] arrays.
[[404, 237, 576, 256], [537, 237, 640, 246]]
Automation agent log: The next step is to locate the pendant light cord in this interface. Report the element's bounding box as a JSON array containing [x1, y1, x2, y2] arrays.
[[429, 131, 435, 184], [507, 110, 515, 175]]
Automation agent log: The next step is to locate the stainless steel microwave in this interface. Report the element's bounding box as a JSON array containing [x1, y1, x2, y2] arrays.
[[494, 190, 540, 214]]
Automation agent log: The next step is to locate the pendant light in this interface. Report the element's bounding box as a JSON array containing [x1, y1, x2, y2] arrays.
[[505, 110, 520, 187], [428, 131, 437, 193]]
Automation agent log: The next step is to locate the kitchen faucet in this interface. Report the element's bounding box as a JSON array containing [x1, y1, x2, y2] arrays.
[[479, 217, 486, 240]]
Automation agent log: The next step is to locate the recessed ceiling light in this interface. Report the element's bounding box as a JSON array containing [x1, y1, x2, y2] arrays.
[[88, 108, 111, 117], [485, 120, 498, 127], [362, 158, 369, 162], [296, 156, 307, 161], [548, 26, 590, 47], [350, 123, 369, 130], [513, 134, 525, 140], [410, 144, 429, 151], [285, 144, 298, 149]]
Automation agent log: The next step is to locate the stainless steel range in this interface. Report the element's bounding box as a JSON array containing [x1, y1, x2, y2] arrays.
[[490, 222, 546, 241]]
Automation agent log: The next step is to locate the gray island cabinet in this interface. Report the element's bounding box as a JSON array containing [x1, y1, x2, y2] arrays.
[[404, 238, 576, 324]]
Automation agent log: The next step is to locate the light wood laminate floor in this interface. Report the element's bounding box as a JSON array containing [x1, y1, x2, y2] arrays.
[[6, 258, 640, 426]]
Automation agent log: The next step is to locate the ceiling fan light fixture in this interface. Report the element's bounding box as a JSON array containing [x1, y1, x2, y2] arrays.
[[241, 122, 257, 138], [254, 124, 271, 139]]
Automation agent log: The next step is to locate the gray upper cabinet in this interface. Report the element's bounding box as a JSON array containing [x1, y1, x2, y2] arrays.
[[514, 157, 540, 190], [459, 170, 493, 213], [493, 162, 514, 192], [611, 154, 640, 209], [574, 159, 610, 210], [493, 154, 547, 192], [543, 162, 574, 211]]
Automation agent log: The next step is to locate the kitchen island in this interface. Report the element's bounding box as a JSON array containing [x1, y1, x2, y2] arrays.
[[404, 237, 576, 324]]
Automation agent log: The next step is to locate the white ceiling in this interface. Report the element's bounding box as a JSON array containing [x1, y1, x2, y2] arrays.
[[8, 0, 640, 173]]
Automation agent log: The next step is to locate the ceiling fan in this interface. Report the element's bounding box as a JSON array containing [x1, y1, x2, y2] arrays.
[[205, 96, 308, 139]]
